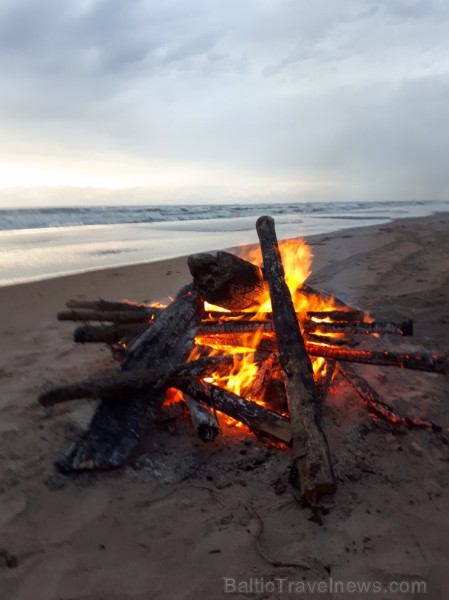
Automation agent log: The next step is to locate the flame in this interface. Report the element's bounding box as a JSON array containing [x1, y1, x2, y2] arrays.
[[190, 239, 345, 433], [163, 387, 184, 406]]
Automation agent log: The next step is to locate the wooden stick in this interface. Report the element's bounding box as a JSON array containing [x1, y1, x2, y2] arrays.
[[315, 360, 337, 404], [247, 352, 280, 401], [175, 378, 292, 444], [183, 393, 220, 442], [303, 320, 413, 337], [307, 310, 364, 321], [188, 251, 266, 310], [66, 299, 152, 311], [306, 345, 449, 374], [256, 215, 336, 502], [39, 357, 233, 407], [58, 309, 153, 323], [74, 323, 145, 344], [188, 250, 351, 311], [56, 284, 203, 473]]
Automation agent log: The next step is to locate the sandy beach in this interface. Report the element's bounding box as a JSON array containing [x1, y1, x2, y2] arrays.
[[1, 213, 449, 599]]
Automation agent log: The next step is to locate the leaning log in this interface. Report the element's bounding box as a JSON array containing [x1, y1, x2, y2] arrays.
[[256, 215, 336, 502], [183, 393, 220, 442], [57, 284, 203, 473], [176, 378, 292, 444], [39, 356, 233, 407]]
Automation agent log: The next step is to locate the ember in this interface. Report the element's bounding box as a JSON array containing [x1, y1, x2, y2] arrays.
[[40, 216, 449, 510]]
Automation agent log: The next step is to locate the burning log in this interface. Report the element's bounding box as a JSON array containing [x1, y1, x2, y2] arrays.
[[188, 251, 266, 310], [247, 352, 281, 402], [339, 363, 443, 432], [57, 284, 203, 473], [256, 215, 336, 502], [188, 250, 351, 311], [183, 393, 220, 442], [307, 310, 364, 321], [303, 320, 413, 337], [198, 320, 412, 337], [306, 345, 449, 374], [39, 357, 232, 407], [315, 360, 337, 404], [175, 378, 292, 444]]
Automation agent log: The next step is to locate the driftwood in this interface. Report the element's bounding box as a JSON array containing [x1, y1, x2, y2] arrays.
[[306, 345, 449, 374], [66, 299, 150, 311], [175, 378, 292, 444], [188, 251, 266, 310], [58, 309, 153, 324], [57, 284, 203, 473], [183, 394, 220, 441], [307, 310, 364, 321], [256, 215, 336, 502], [188, 250, 351, 311], [247, 352, 281, 402], [303, 320, 413, 337], [74, 323, 145, 344], [39, 357, 232, 407]]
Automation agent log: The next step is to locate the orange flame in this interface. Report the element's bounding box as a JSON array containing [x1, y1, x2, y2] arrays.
[[193, 238, 343, 431]]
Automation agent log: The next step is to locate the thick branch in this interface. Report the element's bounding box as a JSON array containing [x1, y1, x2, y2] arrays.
[[39, 356, 232, 407], [58, 309, 153, 323], [188, 251, 266, 310], [256, 215, 336, 502], [176, 378, 292, 444], [306, 345, 449, 374], [183, 393, 220, 442]]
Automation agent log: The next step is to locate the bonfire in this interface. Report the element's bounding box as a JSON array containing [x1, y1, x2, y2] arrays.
[[39, 216, 448, 516]]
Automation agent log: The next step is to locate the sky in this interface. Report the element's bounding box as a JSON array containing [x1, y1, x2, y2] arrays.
[[0, 0, 448, 207]]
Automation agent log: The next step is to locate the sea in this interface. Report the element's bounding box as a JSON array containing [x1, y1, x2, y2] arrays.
[[0, 200, 448, 286]]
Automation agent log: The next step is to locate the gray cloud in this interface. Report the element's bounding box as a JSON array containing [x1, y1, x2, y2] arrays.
[[0, 0, 448, 205]]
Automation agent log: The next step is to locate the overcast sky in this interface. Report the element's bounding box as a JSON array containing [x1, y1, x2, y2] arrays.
[[1, 0, 448, 207]]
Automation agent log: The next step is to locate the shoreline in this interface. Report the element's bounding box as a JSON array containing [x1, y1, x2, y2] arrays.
[[1, 212, 449, 599], [1, 212, 447, 331]]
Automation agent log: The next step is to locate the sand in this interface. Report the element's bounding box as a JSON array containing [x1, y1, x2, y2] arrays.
[[1, 214, 449, 599]]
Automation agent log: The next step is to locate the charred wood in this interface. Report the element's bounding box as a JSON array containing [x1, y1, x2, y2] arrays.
[[183, 393, 220, 442], [175, 378, 292, 444], [57, 284, 203, 473], [39, 356, 233, 407], [303, 320, 413, 337], [256, 215, 336, 502], [66, 299, 151, 311], [306, 344, 449, 374], [74, 323, 145, 344], [58, 309, 152, 324], [247, 352, 281, 402], [188, 251, 266, 310], [306, 310, 364, 321]]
